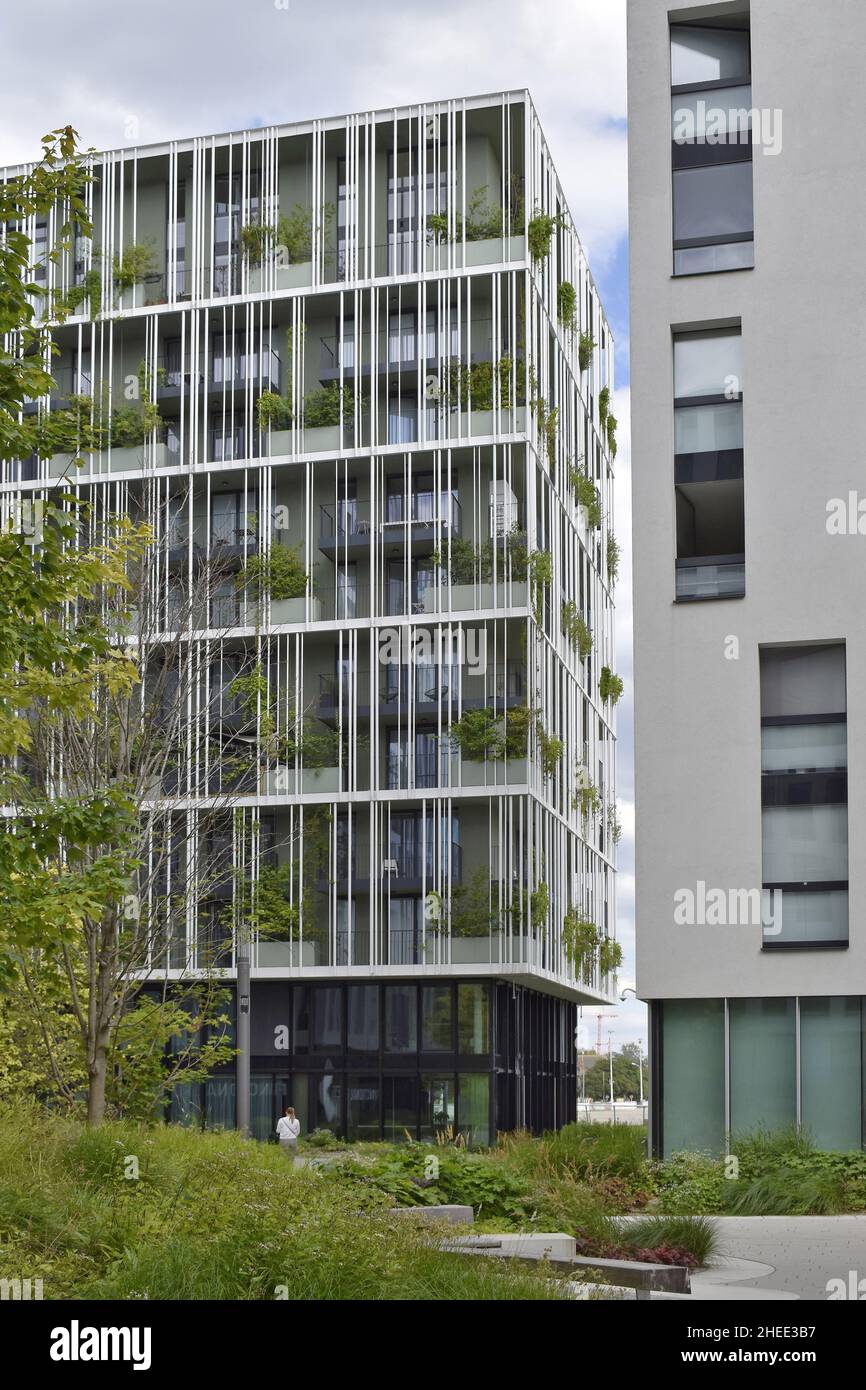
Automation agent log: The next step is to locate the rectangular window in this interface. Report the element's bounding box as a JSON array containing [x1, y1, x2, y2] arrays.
[[673, 327, 744, 600], [422, 985, 453, 1051], [384, 985, 418, 1053], [457, 984, 490, 1055], [347, 1075, 380, 1141], [457, 1074, 490, 1146], [347, 985, 379, 1053], [420, 1074, 455, 1139], [729, 998, 797, 1136], [800, 999, 862, 1151], [661, 999, 725, 1157], [670, 23, 753, 276], [760, 644, 848, 946], [384, 1075, 418, 1140]]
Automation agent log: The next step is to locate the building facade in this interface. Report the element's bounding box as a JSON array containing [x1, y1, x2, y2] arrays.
[[6, 91, 620, 1142], [629, 0, 866, 1154]]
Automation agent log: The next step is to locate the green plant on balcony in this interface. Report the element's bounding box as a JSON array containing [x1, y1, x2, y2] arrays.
[[578, 333, 596, 373], [527, 207, 564, 264], [599, 666, 624, 706], [442, 355, 518, 412], [607, 802, 623, 846], [528, 548, 552, 625], [303, 382, 351, 429], [562, 908, 599, 978], [531, 881, 550, 934], [606, 532, 621, 585], [569, 465, 602, 528], [449, 867, 503, 938], [449, 706, 502, 762], [433, 528, 528, 587], [240, 218, 273, 266], [606, 413, 618, 458], [112, 242, 156, 298], [599, 385, 610, 428], [528, 369, 558, 467], [561, 600, 592, 659], [599, 936, 623, 976], [573, 777, 601, 823], [65, 265, 102, 321], [240, 544, 308, 603], [242, 862, 300, 944], [229, 662, 276, 742], [557, 280, 577, 332], [109, 398, 162, 447], [279, 717, 340, 769], [427, 186, 504, 244], [257, 390, 292, 431], [276, 202, 335, 265]]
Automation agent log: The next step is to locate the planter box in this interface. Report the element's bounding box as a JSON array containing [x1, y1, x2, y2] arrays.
[[270, 596, 322, 624], [49, 443, 170, 476], [450, 934, 533, 964], [423, 581, 529, 613], [265, 766, 342, 796], [257, 940, 318, 967], [302, 424, 344, 453], [248, 262, 313, 293], [460, 758, 529, 788], [269, 429, 293, 456]]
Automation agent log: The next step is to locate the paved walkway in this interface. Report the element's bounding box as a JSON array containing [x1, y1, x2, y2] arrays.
[[691, 1216, 866, 1301]]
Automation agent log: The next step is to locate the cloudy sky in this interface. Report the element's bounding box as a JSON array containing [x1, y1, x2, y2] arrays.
[[0, 0, 643, 1051]]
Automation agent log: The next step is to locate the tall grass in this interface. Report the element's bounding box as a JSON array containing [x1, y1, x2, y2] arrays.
[[0, 1104, 566, 1301]]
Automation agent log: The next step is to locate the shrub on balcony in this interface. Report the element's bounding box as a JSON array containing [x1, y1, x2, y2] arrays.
[[569, 466, 602, 528], [578, 333, 596, 373], [528, 549, 552, 625], [241, 544, 308, 603], [112, 242, 156, 297], [557, 280, 577, 332], [606, 533, 621, 585], [599, 937, 623, 976], [573, 778, 601, 822], [433, 529, 529, 587], [276, 202, 335, 265], [599, 666, 624, 706], [562, 908, 599, 977], [442, 355, 518, 412], [527, 207, 564, 264], [240, 218, 273, 266], [531, 881, 550, 933], [450, 707, 502, 762], [449, 867, 502, 938], [599, 385, 610, 428], [65, 265, 102, 320], [109, 399, 162, 447], [427, 186, 504, 244], [279, 719, 340, 768], [303, 383, 353, 428], [257, 390, 292, 430], [606, 413, 618, 459], [607, 803, 623, 846], [562, 601, 592, 659]]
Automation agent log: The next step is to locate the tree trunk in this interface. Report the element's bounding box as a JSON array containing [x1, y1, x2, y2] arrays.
[[87, 1045, 108, 1126]]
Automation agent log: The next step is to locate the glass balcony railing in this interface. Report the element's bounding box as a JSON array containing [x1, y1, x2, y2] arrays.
[[676, 554, 745, 600], [333, 834, 462, 883]]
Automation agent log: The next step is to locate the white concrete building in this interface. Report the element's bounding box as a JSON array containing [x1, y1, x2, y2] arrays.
[[629, 0, 866, 1153]]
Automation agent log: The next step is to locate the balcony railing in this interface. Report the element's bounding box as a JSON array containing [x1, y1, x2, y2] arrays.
[[334, 834, 462, 883], [386, 748, 457, 790], [676, 554, 745, 601], [382, 661, 524, 708]]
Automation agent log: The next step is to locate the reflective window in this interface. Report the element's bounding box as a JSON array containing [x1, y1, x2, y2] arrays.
[[661, 999, 725, 1157], [673, 163, 754, 246], [422, 986, 453, 1051], [671, 25, 750, 86], [458, 1074, 490, 1146], [347, 1075, 380, 1141], [384, 1075, 418, 1141], [314, 1068, 342, 1133], [384, 985, 418, 1053], [457, 984, 490, 1055], [729, 998, 796, 1137], [347, 985, 379, 1053], [420, 1074, 455, 1139], [800, 999, 862, 1151], [674, 401, 743, 455], [312, 986, 343, 1052], [674, 329, 742, 400], [760, 645, 847, 719]]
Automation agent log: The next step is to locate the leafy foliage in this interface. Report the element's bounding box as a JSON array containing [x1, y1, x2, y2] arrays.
[[578, 334, 595, 373], [557, 280, 577, 331], [527, 208, 565, 264], [561, 600, 592, 659], [240, 544, 308, 602], [599, 666, 624, 706]]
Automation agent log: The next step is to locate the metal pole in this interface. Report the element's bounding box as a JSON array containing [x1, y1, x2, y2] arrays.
[[638, 1037, 644, 1106], [236, 936, 251, 1136], [608, 1031, 614, 1112]]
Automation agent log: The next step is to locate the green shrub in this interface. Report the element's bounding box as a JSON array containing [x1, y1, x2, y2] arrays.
[[112, 242, 156, 296], [561, 600, 592, 659], [599, 667, 624, 705], [557, 280, 577, 331], [527, 208, 564, 263], [257, 390, 292, 430], [578, 334, 595, 372], [606, 533, 621, 584], [240, 544, 308, 601], [599, 385, 610, 427], [569, 466, 602, 528], [619, 1214, 719, 1267], [303, 383, 352, 428]]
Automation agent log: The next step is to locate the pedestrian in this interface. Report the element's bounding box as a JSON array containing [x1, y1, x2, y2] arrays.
[[276, 1105, 301, 1154]]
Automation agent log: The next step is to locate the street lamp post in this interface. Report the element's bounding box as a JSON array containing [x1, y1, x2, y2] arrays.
[[637, 1037, 644, 1105], [236, 932, 251, 1136]]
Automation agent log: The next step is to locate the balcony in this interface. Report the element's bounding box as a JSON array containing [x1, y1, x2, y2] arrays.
[[318, 500, 373, 558], [381, 661, 525, 712], [318, 671, 372, 721], [331, 832, 462, 889], [675, 554, 745, 601], [157, 345, 281, 402], [386, 747, 458, 791]]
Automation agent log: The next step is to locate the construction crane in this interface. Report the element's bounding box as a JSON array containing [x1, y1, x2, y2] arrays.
[[596, 1012, 617, 1053]]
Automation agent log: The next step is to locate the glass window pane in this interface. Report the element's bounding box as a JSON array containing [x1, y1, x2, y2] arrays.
[[761, 723, 847, 773], [672, 85, 752, 140], [763, 805, 848, 883], [760, 645, 847, 718], [422, 985, 453, 1050], [312, 986, 343, 1052], [458, 1074, 490, 1146], [674, 401, 743, 454], [729, 998, 796, 1137], [671, 25, 751, 86], [800, 999, 861, 1150], [293, 988, 310, 1054], [458, 984, 490, 1054], [661, 999, 725, 1156], [673, 164, 754, 247], [281, 1074, 310, 1138], [250, 1075, 274, 1142], [675, 241, 754, 276], [765, 889, 848, 945], [384, 985, 417, 1053], [420, 1074, 455, 1139], [205, 1077, 235, 1129], [347, 985, 379, 1053], [384, 1075, 418, 1141], [314, 1067, 342, 1134], [674, 328, 743, 399], [347, 1075, 380, 1141]]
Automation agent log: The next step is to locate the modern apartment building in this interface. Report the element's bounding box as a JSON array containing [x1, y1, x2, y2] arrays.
[[5, 91, 620, 1141], [629, 1, 866, 1154]]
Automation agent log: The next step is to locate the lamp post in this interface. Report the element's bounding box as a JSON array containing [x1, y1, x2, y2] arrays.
[[637, 1037, 644, 1105], [608, 1030, 615, 1109], [236, 932, 251, 1136]]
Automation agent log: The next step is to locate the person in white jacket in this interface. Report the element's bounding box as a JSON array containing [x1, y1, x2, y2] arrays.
[[276, 1106, 301, 1154]]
